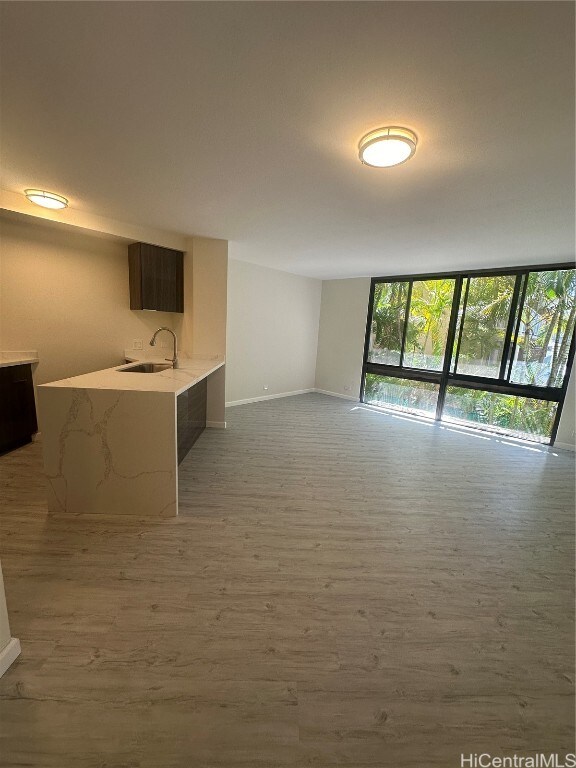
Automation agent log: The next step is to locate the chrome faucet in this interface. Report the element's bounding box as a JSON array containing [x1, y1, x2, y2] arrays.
[[150, 327, 179, 368]]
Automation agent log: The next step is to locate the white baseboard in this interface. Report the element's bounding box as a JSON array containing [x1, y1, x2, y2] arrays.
[[225, 388, 361, 407], [0, 637, 21, 678], [314, 388, 359, 402], [206, 421, 226, 429], [226, 389, 315, 407], [553, 440, 575, 452]]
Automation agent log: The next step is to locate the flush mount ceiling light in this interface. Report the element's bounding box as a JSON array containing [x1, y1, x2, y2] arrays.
[[358, 126, 417, 168], [24, 189, 69, 209]]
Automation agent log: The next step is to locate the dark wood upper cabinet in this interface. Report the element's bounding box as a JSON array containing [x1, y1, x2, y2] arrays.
[[128, 242, 184, 313]]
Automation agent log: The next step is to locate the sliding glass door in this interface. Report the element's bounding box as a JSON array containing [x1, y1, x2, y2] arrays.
[[361, 264, 576, 444]]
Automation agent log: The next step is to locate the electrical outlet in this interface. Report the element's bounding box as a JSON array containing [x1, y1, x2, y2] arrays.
[[133, 339, 143, 350], [344, 385, 351, 391]]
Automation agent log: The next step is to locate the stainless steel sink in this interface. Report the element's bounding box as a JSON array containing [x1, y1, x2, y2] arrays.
[[120, 363, 173, 373]]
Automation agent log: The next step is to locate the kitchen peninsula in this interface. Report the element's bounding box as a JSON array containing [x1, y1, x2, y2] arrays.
[[37, 356, 224, 517]]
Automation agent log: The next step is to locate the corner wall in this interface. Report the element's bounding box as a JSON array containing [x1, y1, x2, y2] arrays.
[[184, 236, 228, 426], [314, 277, 371, 400], [183, 236, 228, 358], [225, 259, 321, 405]]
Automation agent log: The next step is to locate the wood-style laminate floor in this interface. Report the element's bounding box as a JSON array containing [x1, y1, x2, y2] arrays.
[[0, 393, 574, 767]]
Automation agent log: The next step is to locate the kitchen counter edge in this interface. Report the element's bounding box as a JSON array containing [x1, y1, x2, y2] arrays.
[[38, 357, 224, 397]]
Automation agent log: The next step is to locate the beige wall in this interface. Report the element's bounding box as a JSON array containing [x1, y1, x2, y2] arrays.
[[0, 213, 228, 428], [315, 277, 371, 399], [185, 236, 228, 425], [226, 259, 321, 404], [0, 215, 182, 385], [184, 236, 228, 358]]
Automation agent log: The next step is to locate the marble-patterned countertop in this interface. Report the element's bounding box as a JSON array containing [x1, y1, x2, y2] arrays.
[[0, 350, 39, 368], [38, 354, 224, 396]]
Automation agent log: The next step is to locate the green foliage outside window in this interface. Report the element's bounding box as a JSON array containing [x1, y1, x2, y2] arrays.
[[368, 281, 408, 364], [455, 275, 515, 377], [511, 270, 576, 387], [364, 373, 438, 416], [443, 387, 557, 443], [365, 267, 575, 443]]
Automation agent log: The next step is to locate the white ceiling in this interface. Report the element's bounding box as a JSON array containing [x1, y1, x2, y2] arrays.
[[0, 1, 574, 279]]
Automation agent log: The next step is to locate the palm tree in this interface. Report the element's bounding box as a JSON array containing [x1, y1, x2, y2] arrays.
[[456, 275, 515, 373], [513, 270, 576, 386]]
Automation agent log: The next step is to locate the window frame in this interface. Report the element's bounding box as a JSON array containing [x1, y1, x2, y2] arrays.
[[361, 262, 576, 445]]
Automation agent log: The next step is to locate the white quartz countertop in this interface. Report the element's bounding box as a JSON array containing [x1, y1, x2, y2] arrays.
[[0, 350, 39, 368], [38, 355, 224, 396]]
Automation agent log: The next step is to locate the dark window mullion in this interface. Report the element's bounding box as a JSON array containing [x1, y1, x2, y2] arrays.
[[506, 273, 528, 381], [364, 361, 442, 384], [452, 277, 470, 374], [398, 281, 413, 368], [499, 273, 524, 381], [445, 373, 563, 402], [550, 327, 576, 445], [436, 276, 463, 421], [360, 279, 378, 401]]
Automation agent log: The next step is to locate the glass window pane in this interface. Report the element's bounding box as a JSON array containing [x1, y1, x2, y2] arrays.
[[443, 386, 557, 443], [367, 281, 409, 366], [364, 373, 439, 418], [510, 269, 576, 387], [403, 279, 455, 371], [454, 275, 516, 378]]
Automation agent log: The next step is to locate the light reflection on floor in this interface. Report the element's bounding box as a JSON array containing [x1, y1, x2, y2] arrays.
[[351, 403, 560, 456]]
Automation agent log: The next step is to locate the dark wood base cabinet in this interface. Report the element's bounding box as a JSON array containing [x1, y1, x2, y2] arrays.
[[177, 378, 207, 464], [0, 364, 38, 455]]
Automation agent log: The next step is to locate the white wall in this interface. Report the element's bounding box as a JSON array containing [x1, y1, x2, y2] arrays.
[[0, 215, 182, 385], [225, 259, 321, 405], [314, 277, 371, 400]]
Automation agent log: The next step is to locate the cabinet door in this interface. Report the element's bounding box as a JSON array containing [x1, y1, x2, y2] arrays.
[[177, 378, 207, 464], [0, 364, 38, 454], [129, 243, 184, 313]]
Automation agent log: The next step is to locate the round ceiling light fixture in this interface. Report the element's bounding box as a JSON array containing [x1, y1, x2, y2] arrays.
[[24, 189, 69, 209], [358, 126, 417, 168]]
